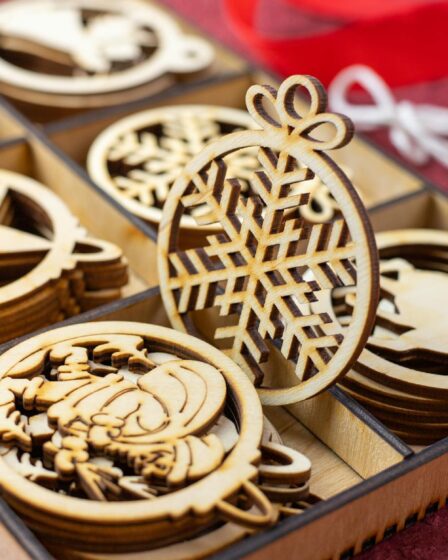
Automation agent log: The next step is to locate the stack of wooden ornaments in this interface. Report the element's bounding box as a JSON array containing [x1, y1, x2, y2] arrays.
[[0, 170, 128, 342], [0, 0, 214, 113], [0, 322, 316, 558], [336, 229, 448, 445], [0, 63, 445, 559], [0, 0, 446, 554]]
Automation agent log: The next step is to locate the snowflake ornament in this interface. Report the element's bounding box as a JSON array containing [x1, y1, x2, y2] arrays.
[[88, 105, 259, 226], [158, 75, 379, 405]]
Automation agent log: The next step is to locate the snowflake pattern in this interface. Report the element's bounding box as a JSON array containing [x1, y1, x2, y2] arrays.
[[106, 111, 259, 210], [167, 149, 356, 383], [159, 75, 378, 402]]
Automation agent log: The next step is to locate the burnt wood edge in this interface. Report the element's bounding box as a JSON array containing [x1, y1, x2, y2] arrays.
[[0, 96, 158, 242], [0, 287, 160, 355], [0, 286, 439, 559], [0, 75, 440, 254], [0, 281, 412, 457], [210, 436, 448, 560], [160, 0, 443, 203], [0, 29, 442, 554]]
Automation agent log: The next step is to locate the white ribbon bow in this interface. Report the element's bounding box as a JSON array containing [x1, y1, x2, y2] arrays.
[[328, 64, 448, 167]]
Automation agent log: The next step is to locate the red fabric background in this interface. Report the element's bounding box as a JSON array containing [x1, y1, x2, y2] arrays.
[[161, 0, 448, 191], [158, 0, 448, 558]]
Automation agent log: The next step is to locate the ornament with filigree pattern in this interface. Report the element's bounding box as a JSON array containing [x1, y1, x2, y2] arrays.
[[87, 105, 259, 228], [325, 229, 448, 445], [0, 170, 128, 342], [158, 75, 379, 405], [0, 321, 314, 553], [0, 0, 214, 108]]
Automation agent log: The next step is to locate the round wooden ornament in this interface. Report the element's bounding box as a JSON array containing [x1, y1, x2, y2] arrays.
[[87, 104, 363, 232], [335, 230, 448, 397], [0, 321, 312, 552], [0, 0, 214, 108], [314, 229, 448, 444], [87, 105, 259, 228], [0, 169, 128, 341], [158, 75, 379, 405], [62, 418, 316, 560]]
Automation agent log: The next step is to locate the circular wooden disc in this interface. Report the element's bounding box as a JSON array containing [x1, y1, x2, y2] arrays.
[[330, 229, 448, 444], [343, 229, 448, 398], [87, 105, 258, 227], [157, 75, 379, 405], [0, 0, 214, 105], [0, 321, 269, 551]]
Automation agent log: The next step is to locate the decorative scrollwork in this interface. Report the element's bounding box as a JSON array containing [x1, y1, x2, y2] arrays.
[[0, 322, 316, 553]]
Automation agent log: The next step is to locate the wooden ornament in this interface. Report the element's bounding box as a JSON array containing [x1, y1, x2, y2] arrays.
[[87, 104, 363, 232], [0, 0, 214, 108], [58, 418, 318, 560], [0, 321, 291, 552], [87, 105, 259, 228], [298, 165, 361, 224], [323, 229, 448, 444], [157, 74, 379, 405], [0, 170, 128, 342]]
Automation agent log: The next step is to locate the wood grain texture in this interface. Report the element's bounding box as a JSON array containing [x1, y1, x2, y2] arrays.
[[0, 284, 415, 560], [158, 74, 379, 405], [87, 105, 258, 227], [0, 0, 214, 107], [0, 169, 128, 342], [239, 448, 448, 560], [0, 321, 316, 556], [335, 229, 448, 444]]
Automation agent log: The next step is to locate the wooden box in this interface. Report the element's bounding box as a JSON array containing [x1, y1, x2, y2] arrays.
[[0, 6, 446, 560]]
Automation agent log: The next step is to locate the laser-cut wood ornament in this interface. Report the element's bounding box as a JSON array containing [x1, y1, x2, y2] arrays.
[[298, 164, 360, 224], [0, 321, 314, 554], [59, 417, 320, 560], [87, 105, 362, 231], [158, 75, 379, 405], [87, 105, 259, 228], [0, 0, 214, 108], [58, 416, 317, 560], [314, 229, 448, 444], [0, 170, 128, 342]]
